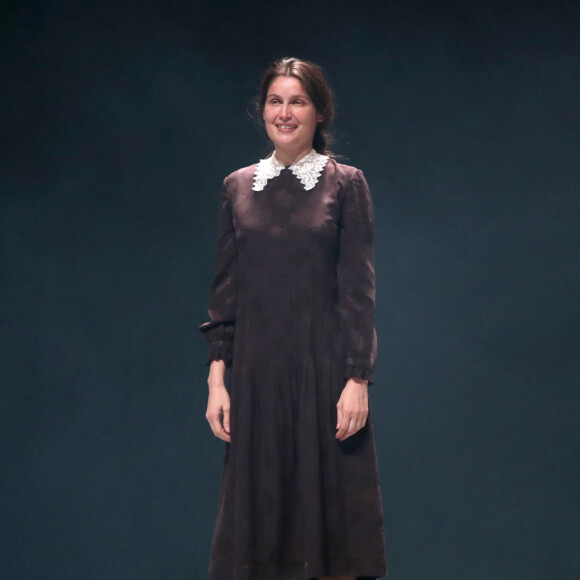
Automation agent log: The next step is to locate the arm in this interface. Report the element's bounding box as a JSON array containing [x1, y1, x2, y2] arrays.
[[335, 169, 378, 441], [199, 178, 238, 367], [199, 178, 238, 442]]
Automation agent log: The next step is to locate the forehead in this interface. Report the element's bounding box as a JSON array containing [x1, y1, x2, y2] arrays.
[[267, 75, 308, 95]]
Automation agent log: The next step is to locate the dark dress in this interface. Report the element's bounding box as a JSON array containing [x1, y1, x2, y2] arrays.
[[199, 155, 388, 580]]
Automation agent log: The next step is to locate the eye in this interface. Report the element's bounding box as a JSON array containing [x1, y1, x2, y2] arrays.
[[268, 98, 280, 104]]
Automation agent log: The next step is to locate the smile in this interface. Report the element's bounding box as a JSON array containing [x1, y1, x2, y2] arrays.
[[276, 124, 297, 132]]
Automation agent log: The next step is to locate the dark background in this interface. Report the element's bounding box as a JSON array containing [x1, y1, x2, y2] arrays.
[[1, 0, 579, 578]]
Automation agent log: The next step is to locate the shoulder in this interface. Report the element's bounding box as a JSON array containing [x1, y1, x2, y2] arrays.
[[225, 162, 258, 183], [326, 158, 368, 186], [328, 158, 362, 175], [223, 162, 258, 189], [217, 162, 258, 200], [325, 159, 371, 199]]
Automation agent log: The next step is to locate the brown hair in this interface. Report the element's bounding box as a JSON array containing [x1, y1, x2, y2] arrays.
[[255, 57, 336, 156]]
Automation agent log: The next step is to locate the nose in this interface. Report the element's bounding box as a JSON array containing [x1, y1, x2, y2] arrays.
[[278, 103, 291, 119]]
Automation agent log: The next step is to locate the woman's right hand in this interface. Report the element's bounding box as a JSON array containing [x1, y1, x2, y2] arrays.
[[205, 360, 231, 442]]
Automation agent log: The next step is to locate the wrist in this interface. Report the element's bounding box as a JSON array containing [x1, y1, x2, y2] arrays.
[[347, 377, 368, 387]]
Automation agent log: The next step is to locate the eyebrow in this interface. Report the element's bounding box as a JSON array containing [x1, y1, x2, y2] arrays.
[[267, 93, 310, 100]]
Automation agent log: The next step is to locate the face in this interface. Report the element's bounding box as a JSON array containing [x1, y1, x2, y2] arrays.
[[263, 75, 324, 163]]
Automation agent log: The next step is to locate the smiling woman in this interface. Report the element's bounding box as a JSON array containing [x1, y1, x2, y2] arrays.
[[262, 76, 325, 166], [199, 57, 387, 580]]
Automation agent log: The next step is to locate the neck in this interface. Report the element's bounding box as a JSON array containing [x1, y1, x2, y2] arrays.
[[274, 145, 314, 167]]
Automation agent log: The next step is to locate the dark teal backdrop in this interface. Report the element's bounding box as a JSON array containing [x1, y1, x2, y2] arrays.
[[1, 0, 579, 578]]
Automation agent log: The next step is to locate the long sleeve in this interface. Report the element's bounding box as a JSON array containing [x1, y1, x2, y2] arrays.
[[199, 178, 238, 367], [337, 169, 378, 385]]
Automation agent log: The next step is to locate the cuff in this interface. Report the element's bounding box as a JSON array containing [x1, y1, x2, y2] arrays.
[[206, 345, 233, 368], [345, 363, 374, 385]]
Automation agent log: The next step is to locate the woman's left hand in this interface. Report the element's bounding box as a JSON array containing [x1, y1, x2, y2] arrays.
[[335, 378, 369, 441]]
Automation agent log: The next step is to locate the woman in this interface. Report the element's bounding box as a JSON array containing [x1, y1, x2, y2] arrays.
[[199, 57, 387, 580]]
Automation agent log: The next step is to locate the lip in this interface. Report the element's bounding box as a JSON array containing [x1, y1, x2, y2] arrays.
[[276, 124, 298, 132]]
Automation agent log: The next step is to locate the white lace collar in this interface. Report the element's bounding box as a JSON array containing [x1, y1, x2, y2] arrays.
[[252, 148, 329, 192]]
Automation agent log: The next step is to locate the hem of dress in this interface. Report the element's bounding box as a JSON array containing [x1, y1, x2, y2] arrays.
[[209, 555, 387, 580]]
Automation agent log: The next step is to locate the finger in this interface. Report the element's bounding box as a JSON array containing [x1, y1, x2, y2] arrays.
[[336, 416, 351, 440], [208, 416, 222, 437], [336, 403, 344, 432], [347, 418, 360, 437], [356, 411, 369, 434], [336, 403, 348, 439], [348, 414, 360, 435], [215, 422, 231, 442], [217, 413, 231, 442], [223, 407, 230, 434], [342, 410, 366, 440], [354, 410, 366, 431], [208, 414, 228, 442], [220, 421, 231, 441]]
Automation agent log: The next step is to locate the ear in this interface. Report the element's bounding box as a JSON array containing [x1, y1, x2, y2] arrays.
[[316, 113, 325, 124]]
